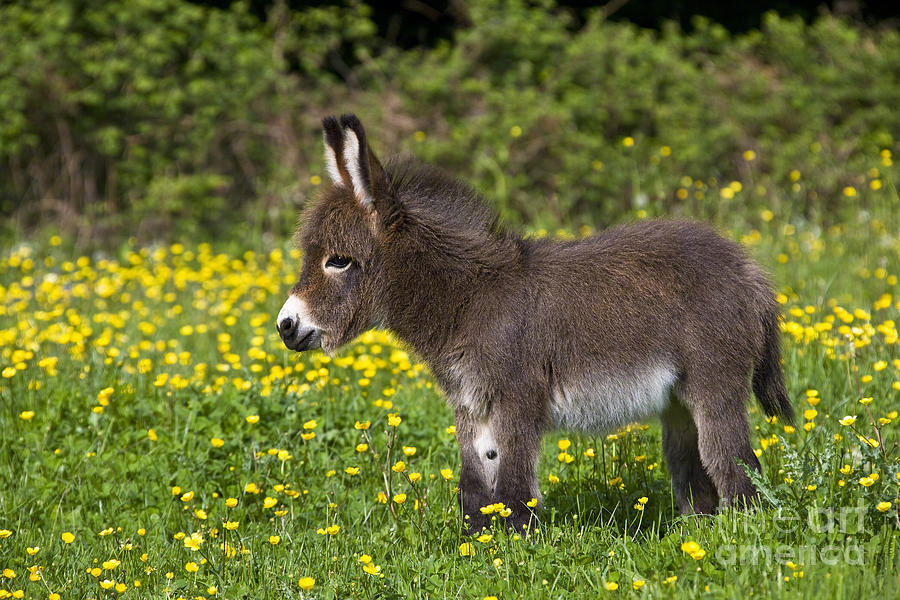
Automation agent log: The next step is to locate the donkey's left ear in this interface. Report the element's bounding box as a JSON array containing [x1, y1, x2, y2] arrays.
[[322, 114, 389, 215]]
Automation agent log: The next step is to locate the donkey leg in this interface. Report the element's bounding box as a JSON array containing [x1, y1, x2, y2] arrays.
[[490, 408, 542, 533], [455, 408, 497, 533], [661, 398, 719, 514], [686, 376, 762, 508]]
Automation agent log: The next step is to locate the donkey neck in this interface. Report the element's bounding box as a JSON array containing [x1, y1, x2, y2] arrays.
[[376, 219, 523, 363]]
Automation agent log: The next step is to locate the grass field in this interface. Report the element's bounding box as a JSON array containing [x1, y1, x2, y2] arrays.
[[2, 184, 900, 598]]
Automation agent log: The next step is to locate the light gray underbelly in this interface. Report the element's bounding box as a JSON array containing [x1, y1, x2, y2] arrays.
[[550, 365, 678, 431]]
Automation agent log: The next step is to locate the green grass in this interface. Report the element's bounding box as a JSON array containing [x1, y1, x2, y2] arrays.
[[1, 212, 899, 599]]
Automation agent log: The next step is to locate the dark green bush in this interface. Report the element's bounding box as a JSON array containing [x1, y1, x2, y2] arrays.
[[392, 5, 899, 228], [1, 0, 897, 244], [0, 0, 377, 242], [0, 0, 280, 239]]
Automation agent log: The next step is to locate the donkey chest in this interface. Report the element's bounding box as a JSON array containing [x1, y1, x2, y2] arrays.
[[443, 361, 493, 418]]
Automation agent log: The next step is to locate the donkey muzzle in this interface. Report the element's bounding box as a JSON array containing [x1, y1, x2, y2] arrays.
[[277, 295, 322, 352]]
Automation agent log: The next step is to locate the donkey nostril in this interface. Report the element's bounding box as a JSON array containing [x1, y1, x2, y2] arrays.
[[278, 317, 295, 334]]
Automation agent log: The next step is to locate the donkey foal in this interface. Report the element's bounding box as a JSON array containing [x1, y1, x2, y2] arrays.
[[277, 114, 794, 533]]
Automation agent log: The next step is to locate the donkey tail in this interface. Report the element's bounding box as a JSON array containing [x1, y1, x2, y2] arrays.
[[752, 309, 794, 424]]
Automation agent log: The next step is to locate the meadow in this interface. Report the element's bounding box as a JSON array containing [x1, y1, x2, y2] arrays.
[[2, 0, 900, 596], [1, 141, 899, 600]]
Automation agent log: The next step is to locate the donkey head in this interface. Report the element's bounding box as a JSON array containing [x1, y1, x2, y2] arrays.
[[277, 115, 397, 355]]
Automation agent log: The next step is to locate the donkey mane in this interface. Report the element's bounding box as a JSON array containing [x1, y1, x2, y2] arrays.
[[385, 156, 498, 232], [383, 156, 519, 267]]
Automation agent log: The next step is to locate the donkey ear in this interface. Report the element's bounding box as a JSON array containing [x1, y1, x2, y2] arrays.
[[322, 115, 347, 187], [319, 114, 386, 213], [339, 114, 389, 213]]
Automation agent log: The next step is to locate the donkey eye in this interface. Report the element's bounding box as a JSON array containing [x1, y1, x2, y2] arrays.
[[324, 255, 352, 271]]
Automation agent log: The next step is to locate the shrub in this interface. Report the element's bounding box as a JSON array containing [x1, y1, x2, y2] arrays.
[[1, 0, 897, 244], [391, 5, 899, 228]]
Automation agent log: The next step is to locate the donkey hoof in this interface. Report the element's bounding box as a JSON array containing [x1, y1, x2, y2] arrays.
[[504, 510, 538, 535], [461, 513, 492, 535]]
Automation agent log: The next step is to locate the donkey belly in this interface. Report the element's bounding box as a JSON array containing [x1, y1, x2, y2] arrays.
[[550, 365, 678, 431]]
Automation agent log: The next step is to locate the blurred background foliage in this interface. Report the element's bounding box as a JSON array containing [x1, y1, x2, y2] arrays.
[[1, 0, 898, 246]]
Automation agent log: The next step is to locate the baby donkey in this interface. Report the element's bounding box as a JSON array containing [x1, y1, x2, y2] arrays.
[[277, 114, 793, 532]]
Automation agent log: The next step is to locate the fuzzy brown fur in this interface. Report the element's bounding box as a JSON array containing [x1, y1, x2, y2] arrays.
[[277, 114, 794, 532]]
